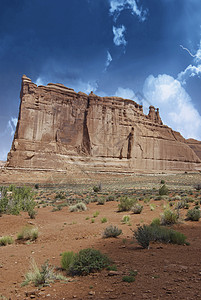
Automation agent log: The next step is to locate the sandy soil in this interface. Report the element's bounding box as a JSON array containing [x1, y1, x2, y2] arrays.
[[0, 190, 201, 300]]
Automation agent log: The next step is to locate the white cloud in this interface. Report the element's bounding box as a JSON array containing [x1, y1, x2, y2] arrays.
[[109, 0, 147, 22], [115, 87, 135, 99], [0, 149, 8, 161], [113, 25, 127, 46], [105, 51, 112, 70], [74, 80, 98, 94], [6, 117, 18, 137], [143, 74, 201, 140], [177, 64, 201, 84], [35, 77, 45, 86]]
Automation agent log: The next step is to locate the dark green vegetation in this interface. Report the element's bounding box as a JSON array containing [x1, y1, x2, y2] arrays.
[[0, 185, 36, 217], [61, 248, 110, 276], [134, 224, 188, 249]]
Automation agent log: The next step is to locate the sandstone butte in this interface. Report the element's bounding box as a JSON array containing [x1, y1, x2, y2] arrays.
[[5, 75, 201, 173]]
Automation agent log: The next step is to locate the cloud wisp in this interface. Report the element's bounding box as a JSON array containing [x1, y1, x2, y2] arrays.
[[113, 25, 127, 46], [115, 87, 135, 99], [105, 51, 113, 71], [109, 0, 147, 22], [178, 42, 201, 84]]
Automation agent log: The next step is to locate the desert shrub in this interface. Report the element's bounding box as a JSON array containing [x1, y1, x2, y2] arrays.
[[186, 208, 200, 221], [195, 184, 201, 191], [101, 217, 107, 223], [160, 209, 178, 225], [160, 180, 165, 184], [34, 184, 39, 189], [159, 185, 169, 196], [93, 184, 102, 193], [172, 195, 181, 201], [149, 204, 155, 211], [55, 191, 65, 199], [69, 202, 87, 212], [151, 218, 160, 226], [28, 209, 37, 219], [122, 275, 135, 282], [93, 211, 99, 218], [106, 195, 115, 202], [131, 203, 143, 214], [97, 198, 105, 205], [103, 225, 122, 238], [107, 264, 117, 271], [134, 224, 187, 249], [121, 215, 130, 224], [175, 200, 186, 210], [61, 251, 75, 272], [0, 185, 35, 217], [22, 259, 66, 287], [118, 196, 136, 212], [134, 225, 151, 249], [17, 226, 38, 241], [184, 197, 194, 203], [0, 236, 14, 246], [69, 248, 110, 276]]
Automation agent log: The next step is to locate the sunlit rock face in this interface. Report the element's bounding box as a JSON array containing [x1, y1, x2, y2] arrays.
[[6, 75, 201, 172]]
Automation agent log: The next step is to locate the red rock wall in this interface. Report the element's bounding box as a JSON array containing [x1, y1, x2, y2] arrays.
[[7, 76, 201, 172]]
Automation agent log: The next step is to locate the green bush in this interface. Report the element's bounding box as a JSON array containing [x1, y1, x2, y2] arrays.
[[159, 185, 169, 196], [160, 180, 165, 184], [101, 217, 107, 223], [0, 236, 14, 246], [151, 218, 160, 226], [97, 198, 105, 205], [17, 226, 38, 241], [106, 195, 115, 202], [93, 184, 101, 192], [0, 185, 36, 217], [122, 275, 135, 282], [69, 202, 87, 212], [118, 197, 136, 212], [69, 248, 110, 276], [61, 251, 75, 272], [186, 208, 200, 221], [131, 203, 143, 214], [103, 225, 122, 238], [134, 224, 187, 249], [134, 225, 151, 249], [121, 215, 130, 224], [161, 209, 178, 225]]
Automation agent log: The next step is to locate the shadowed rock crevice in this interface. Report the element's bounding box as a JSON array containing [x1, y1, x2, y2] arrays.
[[81, 96, 91, 155]]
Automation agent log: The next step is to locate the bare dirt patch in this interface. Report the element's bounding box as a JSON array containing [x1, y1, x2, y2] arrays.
[[0, 172, 201, 299]]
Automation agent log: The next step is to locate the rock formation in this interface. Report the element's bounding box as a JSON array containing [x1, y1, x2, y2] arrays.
[[186, 139, 201, 161], [6, 75, 201, 172]]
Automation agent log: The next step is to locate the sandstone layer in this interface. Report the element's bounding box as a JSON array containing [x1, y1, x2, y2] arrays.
[[186, 139, 201, 161], [6, 75, 201, 172]]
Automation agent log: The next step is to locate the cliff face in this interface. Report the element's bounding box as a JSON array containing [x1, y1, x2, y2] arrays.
[[7, 75, 201, 172], [186, 139, 201, 161]]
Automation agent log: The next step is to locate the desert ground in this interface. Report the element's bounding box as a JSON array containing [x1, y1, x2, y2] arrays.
[[0, 171, 201, 300]]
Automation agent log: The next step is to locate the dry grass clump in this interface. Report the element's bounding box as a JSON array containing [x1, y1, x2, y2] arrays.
[[0, 236, 14, 246], [22, 259, 66, 287], [69, 202, 87, 212], [17, 226, 38, 241]]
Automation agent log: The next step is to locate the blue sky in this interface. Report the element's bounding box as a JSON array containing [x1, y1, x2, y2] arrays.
[[1, 0, 201, 160]]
